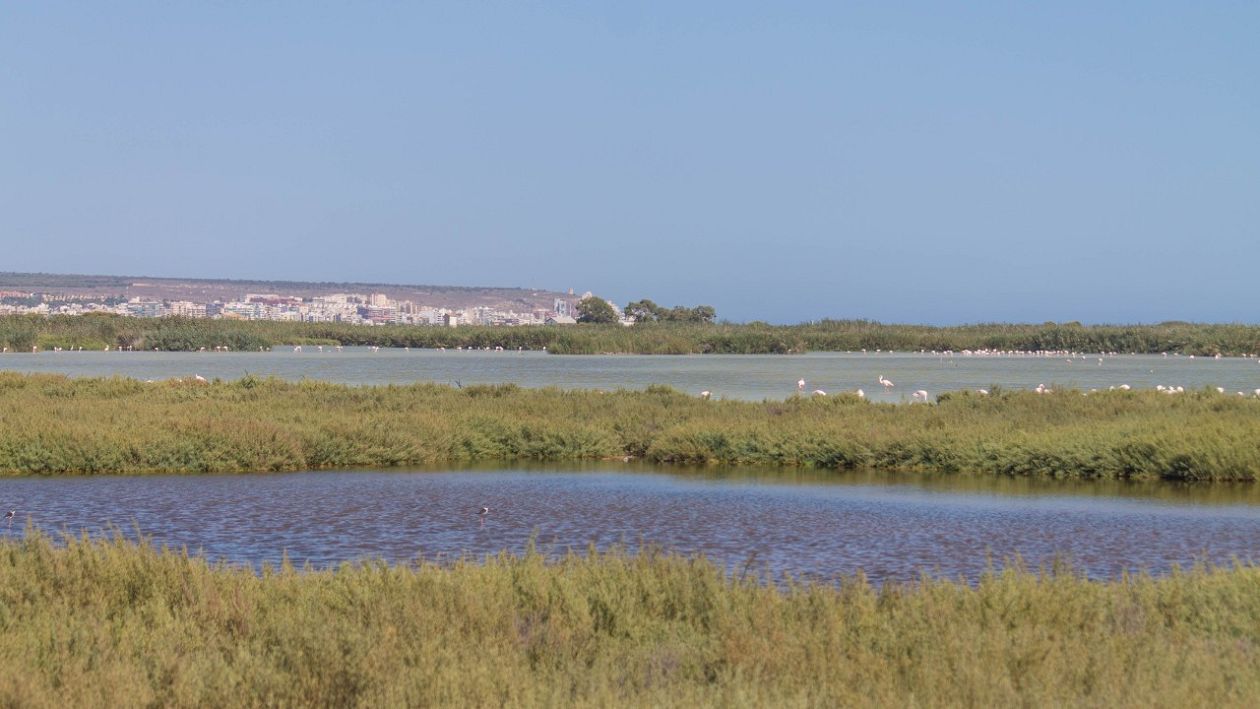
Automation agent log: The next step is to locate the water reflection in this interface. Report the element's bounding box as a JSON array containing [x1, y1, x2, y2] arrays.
[[1, 466, 1256, 583], [652, 464, 1260, 507]]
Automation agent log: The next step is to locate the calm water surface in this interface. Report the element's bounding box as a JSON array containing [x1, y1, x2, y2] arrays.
[[2, 467, 1256, 583], [4, 349, 1260, 402], [5, 351, 1259, 581]]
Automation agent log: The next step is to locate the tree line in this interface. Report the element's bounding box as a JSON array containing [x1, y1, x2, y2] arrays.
[[2, 313, 1260, 356]]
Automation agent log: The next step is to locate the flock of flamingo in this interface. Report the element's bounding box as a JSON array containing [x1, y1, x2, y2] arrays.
[[4, 345, 1259, 401], [702, 352, 1260, 402], [760, 374, 1260, 403], [783, 375, 924, 401]]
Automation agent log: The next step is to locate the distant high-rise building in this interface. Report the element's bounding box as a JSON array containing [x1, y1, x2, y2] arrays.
[[168, 301, 207, 318]]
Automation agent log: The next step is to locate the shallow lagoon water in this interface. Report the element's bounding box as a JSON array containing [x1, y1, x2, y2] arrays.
[[2, 466, 1256, 583], [3, 348, 1260, 402]]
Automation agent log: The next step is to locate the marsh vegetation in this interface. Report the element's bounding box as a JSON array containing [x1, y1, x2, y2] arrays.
[[2, 373, 1258, 481], [4, 314, 1260, 355], [0, 533, 1256, 706]]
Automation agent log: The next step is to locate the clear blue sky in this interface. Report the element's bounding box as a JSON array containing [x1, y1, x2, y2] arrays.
[[2, 2, 1256, 324]]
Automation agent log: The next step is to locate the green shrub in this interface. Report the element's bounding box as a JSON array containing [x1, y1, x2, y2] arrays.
[[0, 534, 1256, 706], [1, 373, 1258, 480]]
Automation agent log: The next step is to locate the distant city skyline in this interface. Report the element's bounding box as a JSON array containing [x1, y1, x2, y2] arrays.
[[0, 280, 595, 328], [3, 3, 1256, 324]]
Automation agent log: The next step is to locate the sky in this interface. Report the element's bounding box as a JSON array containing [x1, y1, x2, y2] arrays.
[[1, 2, 1257, 324]]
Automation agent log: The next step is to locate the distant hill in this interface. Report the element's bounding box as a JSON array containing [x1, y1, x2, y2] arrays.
[[0, 272, 575, 312]]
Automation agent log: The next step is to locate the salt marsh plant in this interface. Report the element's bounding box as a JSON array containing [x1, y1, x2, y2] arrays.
[[1, 373, 1258, 481], [0, 533, 1256, 707], [4, 314, 1260, 356]]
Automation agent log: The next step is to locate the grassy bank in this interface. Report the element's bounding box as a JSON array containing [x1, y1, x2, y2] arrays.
[[4, 313, 1260, 355], [0, 534, 1256, 706], [2, 373, 1259, 480]]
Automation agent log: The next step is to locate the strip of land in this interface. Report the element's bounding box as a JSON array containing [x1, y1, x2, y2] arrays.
[[1, 373, 1257, 480], [0, 271, 567, 311], [4, 314, 1260, 355], [0, 534, 1255, 706]]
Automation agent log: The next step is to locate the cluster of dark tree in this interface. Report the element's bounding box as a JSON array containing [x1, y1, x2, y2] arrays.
[[622, 299, 716, 324], [574, 296, 718, 325], [574, 297, 620, 324]]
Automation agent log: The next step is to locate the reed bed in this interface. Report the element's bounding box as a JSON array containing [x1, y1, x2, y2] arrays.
[[1, 373, 1258, 481], [0, 533, 1255, 707], [4, 314, 1260, 355]]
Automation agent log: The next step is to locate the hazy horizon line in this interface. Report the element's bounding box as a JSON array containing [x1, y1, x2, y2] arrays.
[[2, 269, 1257, 328]]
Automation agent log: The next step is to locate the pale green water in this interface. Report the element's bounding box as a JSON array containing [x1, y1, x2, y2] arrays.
[[4, 348, 1258, 402]]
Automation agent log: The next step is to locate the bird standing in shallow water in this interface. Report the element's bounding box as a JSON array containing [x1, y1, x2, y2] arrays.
[[4, 510, 14, 529]]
